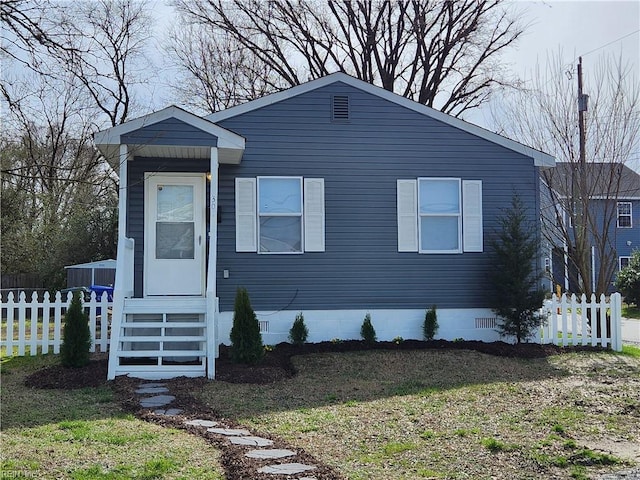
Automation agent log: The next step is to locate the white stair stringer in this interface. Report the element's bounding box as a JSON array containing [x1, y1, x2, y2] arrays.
[[108, 297, 208, 380]]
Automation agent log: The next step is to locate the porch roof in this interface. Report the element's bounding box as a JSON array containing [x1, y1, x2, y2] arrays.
[[94, 105, 245, 165]]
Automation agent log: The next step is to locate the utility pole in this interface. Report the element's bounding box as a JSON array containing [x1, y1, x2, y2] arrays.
[[575, 56, 591, 296]]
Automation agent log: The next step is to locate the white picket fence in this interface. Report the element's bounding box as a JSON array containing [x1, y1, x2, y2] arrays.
[[1, 291, 112, 356], [541, 292, 623, 351]]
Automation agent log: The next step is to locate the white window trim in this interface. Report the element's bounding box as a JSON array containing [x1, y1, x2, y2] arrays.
[[257, 176, 303, 255], [418, 177, 462, 254], [617, 201, 632, 228], [619, 256, 631, 270]]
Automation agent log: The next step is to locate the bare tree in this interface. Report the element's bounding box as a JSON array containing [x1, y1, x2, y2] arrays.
[[494, 52, 640, 296], [171, 0, 525, 116], [167, 24, 284, 113], [1, 0, 152, 288]]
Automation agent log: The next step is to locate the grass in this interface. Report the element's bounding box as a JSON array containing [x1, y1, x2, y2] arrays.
[[622, 303, 639, 319], [0, 354, 225, 480], [2, 349, 639, 480], [196, 349, 639, 480]]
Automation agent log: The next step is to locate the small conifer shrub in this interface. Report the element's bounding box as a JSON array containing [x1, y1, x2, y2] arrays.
[[423, 305, 439, 341], [288, 312, 309, 346], [360, 313, 377, 345], [230, 287, 264, 364], [61, 291, 92, 368]]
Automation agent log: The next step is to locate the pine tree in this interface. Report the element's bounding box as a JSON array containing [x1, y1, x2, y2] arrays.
[[288, 312, 309, 346], [360, 313, 377, 345], [229, 287, 264, 364], [61, 291, 92, 367], [490, 195, 547, 343]]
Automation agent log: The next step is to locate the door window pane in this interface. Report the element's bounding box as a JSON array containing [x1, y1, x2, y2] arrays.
[[156, 222, 194, 259], [157, 185, 194, 221]]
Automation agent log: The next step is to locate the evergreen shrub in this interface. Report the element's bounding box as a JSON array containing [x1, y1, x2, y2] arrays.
[[423, 305, 439, 341], [288, 312, 309, 346], [61, 291, 92, 368], [360, 313, 377, 345], [230, 287, 264, 364]]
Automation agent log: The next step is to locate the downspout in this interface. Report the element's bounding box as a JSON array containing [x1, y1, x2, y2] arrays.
[[206, 147, 219, 379]]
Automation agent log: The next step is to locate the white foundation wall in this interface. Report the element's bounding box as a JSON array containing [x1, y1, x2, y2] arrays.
[[216, 308, 504, 346]]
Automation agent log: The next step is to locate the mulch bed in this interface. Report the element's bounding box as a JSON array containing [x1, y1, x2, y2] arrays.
[[23, 340, 606, 480]]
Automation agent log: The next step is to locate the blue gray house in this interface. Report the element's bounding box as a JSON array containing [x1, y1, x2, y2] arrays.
[[544, 162, 640, 294], [94, 73, 555, 380]]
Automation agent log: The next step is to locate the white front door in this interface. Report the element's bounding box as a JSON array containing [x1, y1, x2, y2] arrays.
[[144, 173, 206, 296]]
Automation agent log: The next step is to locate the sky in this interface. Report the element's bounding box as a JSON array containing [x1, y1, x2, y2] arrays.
[[148, 0, 640, 170]]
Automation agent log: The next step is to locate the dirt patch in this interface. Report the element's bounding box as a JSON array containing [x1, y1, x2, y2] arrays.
[[24, 340, 597, 389]]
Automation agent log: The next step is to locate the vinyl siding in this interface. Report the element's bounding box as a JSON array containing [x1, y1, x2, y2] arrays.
[[213, 81, 542, 311], [122, 118, 218, 146]]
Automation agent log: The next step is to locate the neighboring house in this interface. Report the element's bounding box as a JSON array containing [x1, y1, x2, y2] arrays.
[[94, 72, 555, 380], [542, 162, 640, 294]]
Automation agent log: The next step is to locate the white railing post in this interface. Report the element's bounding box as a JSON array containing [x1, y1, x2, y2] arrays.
[[17, 292, 26, 356], [42, 291, 51, 354]]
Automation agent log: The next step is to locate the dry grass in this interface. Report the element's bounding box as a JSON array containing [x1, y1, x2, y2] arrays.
[[197, 349, 640, 480]]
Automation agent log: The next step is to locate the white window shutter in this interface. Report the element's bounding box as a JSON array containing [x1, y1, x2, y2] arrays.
[[462, 180, 483, 252], [235, 178, 257, 252], [304, 178, 325, 252], [397, 179, 418, 252]]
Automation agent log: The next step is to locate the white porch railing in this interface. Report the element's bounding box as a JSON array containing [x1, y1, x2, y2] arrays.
[[1, 291, 112, 356], [541, 292, 623, 351]]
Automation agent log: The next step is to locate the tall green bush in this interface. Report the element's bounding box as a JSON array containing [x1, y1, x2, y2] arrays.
[[360, 313, 377, 345], [229, 287, 264, 364], [60, 291, 91, 367], [489, 194, 547, 343], [615, 249, 639, 306], [289, 312, 309, 346], [423, 305, 439, 341]]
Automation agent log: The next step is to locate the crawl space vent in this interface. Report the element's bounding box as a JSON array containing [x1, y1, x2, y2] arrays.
[[259, 320, 269, 333], [332, 95, 350, 121], [475, 317, 497, 329]]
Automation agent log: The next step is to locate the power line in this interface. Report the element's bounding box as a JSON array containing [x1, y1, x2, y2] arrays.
[[576, 29, 640, 60]]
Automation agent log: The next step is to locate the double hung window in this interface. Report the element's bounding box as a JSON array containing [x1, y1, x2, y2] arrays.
[[617, 202, 632, 228]]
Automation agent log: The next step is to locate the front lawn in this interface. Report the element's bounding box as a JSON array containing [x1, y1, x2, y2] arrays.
[[198, 348, 639, 480], [0, 354, 225, 480], [1, 348, 638, 480]]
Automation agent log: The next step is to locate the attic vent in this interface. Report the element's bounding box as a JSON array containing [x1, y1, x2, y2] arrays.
[[332, 95, 350, 121]]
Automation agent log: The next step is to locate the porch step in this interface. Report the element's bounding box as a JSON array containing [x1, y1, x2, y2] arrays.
[[109, 296, 212, 380], [123, 297, 207, 314]]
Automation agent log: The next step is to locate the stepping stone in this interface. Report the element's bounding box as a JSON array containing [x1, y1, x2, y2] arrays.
[[207, 427, 251, 436], [154, 408, 183, 416], [138, 382, 166, 388], [297, 477, 318, 480], [257, 463, 316, 475], [140, 395, 175, 408], [135, 386, 170, 394], [229, 436, 274, 447], [245, 449, 296, 459], [185, 419, 218, 428]]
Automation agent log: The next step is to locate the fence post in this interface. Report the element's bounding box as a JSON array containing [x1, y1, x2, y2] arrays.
[[29, 291, 39, 356], [612, 292, 623, 352], [42, 291, 51, 354], [87, 292, 97, 353], [5, 292, 15, 355], [17, 292, 26, 356]]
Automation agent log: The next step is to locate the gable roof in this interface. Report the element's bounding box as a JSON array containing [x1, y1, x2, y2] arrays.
[[94, 105, 245, 164], [206, 72, 555, 168], [546, 162, 640, 200]]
